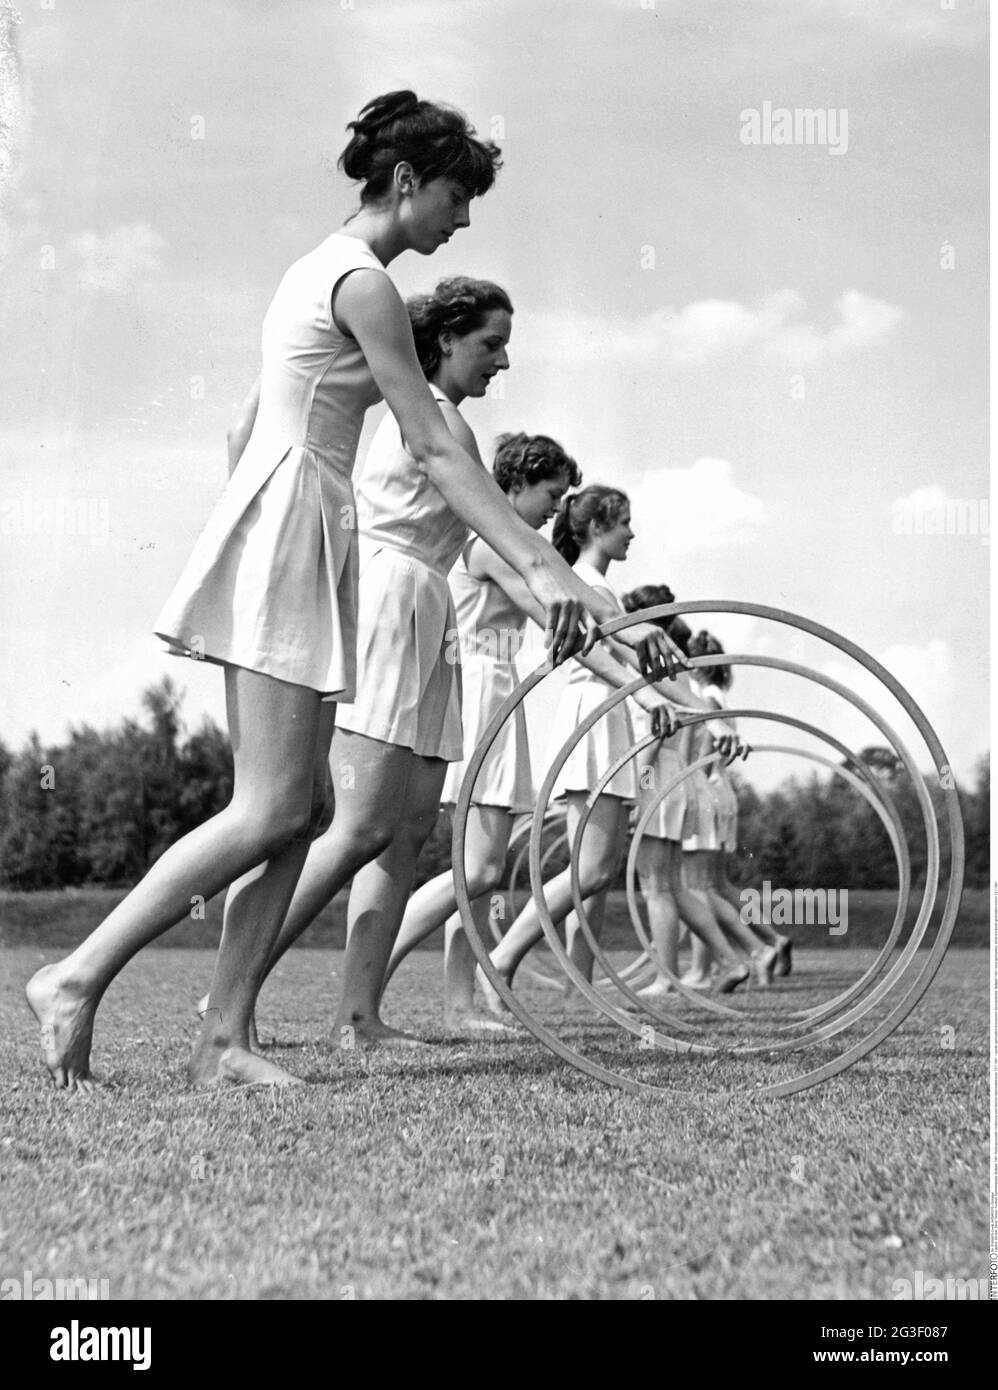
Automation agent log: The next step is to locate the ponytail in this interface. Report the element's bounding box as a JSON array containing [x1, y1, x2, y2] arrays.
[[551, 495, 580, 564], [551, 485, 629, 566]]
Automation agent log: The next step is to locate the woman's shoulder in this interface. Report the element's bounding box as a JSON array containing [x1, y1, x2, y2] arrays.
[[462, 535, 492, 579], [574, 559, 618, 599]]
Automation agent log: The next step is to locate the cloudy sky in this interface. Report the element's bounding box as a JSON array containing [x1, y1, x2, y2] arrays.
[[0, 0, 988, 795]]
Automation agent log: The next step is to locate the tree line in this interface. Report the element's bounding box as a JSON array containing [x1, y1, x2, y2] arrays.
[[0, 679, 987, 892]]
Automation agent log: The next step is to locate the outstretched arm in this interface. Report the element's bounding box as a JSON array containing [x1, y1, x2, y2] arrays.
[[334, 270, 677, 677], [469, 542, 679, 732]]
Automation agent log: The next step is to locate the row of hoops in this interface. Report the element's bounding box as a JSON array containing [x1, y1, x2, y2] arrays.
[[451, 602, 964, 1099]]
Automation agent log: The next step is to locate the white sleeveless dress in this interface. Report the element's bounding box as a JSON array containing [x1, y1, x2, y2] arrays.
[[682, 683, 720, 851], [633, 702, 697, 842], [440, 542, 533, 812], [550, 560, 638, 802], [154, 233, 389, 700], [335, 385, 470, 761], [702, 683, 739, 851]]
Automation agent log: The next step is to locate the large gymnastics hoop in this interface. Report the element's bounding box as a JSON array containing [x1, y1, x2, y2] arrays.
[[558, 656, 931, 1040], [451, 602, 964, 1099], [619, 736, 911, 1034]]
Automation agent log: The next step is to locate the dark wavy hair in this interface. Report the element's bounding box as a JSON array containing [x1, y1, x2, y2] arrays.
[[339, 90, 502, 205], [622, 584, 675, 634], [551, 485, 629, 566], [689, 629, 732, 690], [492, 433, 581, 495], [669, 617, 692, 658], [407, 277, 513, 378]]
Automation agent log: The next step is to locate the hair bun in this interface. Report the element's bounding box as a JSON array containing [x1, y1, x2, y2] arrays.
[[354, 90, 420, 137]]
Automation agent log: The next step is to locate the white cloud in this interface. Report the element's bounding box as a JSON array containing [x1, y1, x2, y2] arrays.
[[765, 289, 904, 363], [628, 457, 767, 557], [814, 639, 957, 775], [68, 223, 165, 295], [525, 290, 902, 370]]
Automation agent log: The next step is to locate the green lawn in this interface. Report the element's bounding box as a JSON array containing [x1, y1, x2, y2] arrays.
[[0, 942, 988, 1300], [0, 886, 988, 951]]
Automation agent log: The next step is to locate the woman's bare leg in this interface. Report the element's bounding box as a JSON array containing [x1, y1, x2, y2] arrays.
[[703, 851, 777, 984], [564, 890, 607, 986], [255, 730, 415, 991], [717, 853, 792, 968], [191, 700, 337, 1081], [634, 836, 681, 997], [334, 752, 447, 1044], [440, 807, 517, 1032], [479, 792, 627, 1012], [27, 665, 329, 1090], [442, 901, 516, 1034], [382, 805, 511, 998], [673, 849, 748, 992]]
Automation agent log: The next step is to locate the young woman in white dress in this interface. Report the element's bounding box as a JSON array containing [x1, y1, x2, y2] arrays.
[[236, 298, 681, 1048], [683, 631, 789, 985], [380, 439, 680, 1031], [27, 91, 673, 1091], [478, 488, 695, 1009], [376, 433, 578, 1033], [622, 590, 754, 998]]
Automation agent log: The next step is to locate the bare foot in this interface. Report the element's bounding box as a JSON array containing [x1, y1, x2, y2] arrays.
[[716, 963, 750, 995], [188, 1043, 303, 1088], [752, 946, 778, 988], [774, 935, 793, 977], [26, 964, 99, 1092], [678, 971, 712, 992], [333, 1017, 431, 1051], [635, 979, 675, 1001], [198, 994, 264, 1053], [476, 965, 513, 1018], [445, 1007, 519, 1037]]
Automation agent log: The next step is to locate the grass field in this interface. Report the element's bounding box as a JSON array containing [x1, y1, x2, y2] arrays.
[[1, 931, 989, 1300], [0, 886, 988, 951]]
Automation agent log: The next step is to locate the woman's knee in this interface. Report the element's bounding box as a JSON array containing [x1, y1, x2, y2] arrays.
[[336, 814, 397, 866], [390, 807, 439, 859], [229, 793, 313, 858], [578, 860, 616, 897], [465, 850, 506, 899]]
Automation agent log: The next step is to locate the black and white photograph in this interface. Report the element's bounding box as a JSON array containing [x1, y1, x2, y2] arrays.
[[0, 0, 990, 1337]]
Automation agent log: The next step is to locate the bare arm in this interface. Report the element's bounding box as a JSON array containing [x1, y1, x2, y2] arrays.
[[227, 376, 261, 476], [470, 543, 680, 726], [334, 270, 679, 676]]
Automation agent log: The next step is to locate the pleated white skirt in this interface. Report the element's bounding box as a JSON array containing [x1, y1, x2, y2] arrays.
[[441, 654, 533, 811], [549, 680, 638, 802], [710, 773, 739, 851], [335, 541, 463, 761], [154, 441, 358, 699], [681, 769, 720, 851], [635, 741, 697, 842]]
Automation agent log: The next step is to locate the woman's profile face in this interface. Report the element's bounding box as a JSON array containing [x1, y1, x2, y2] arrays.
[[406, 175, 472, 253], [441, 307, 512, 398], [512, 468, 572, 530], [596, 504, 633, 561]]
